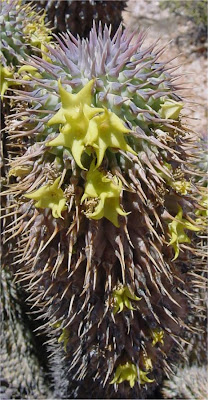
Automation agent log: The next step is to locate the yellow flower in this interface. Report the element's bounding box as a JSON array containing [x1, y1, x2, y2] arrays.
[[168, 206, 200, 260], [143, 355, 153, 371], [171, 179, 191, 195], [195, 195, 208, 220], [81, 161, 128, 227], [58, 328, 70, 352], [160, 99, 183, 119], [18, 65, 42, 81], [112, 286, 141, 314], [47, 80, 135, 169], [85, 107, 136, 168], [156, 163, 190, 194], [9, 165, 32, 177], [25, 177, 67, 218], [23, 12, 52, 61], [151, 329, 164, 346], [139, 368, 154, 385], [51, 321, 62, 329], [110, 362, 154, 388], [0, 65, 14, 99], [47, 79, 103, 169]]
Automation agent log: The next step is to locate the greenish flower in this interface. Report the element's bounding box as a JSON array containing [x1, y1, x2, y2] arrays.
[[171, 179, 191, 195], [195, 195, 208, 218], [143, 355, 153, 371], [25, 177, 67, 218], [9, 165, 32, 177], [168, 206, 200, 260], [139, 368, 154, 385], [81, 161, 128, 227], [47, 80, 135, 169], [112, 286, 141, 314], [110, 362, 154, 388], [58, 328, 70, 352], [23, 11, 52, 61], [160, 99, 183, 119], [85, 107, 136, 168], [18, 65, 42, 81], [47, 79, 103, 169], [51, 321, 62, 329], [0, 65, 14, 99], [151, 329, 164, 346], [157, 163, 190, 195]]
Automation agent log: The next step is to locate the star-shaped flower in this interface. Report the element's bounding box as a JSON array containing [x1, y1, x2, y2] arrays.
[[110, 362, 154, 388], [18, 65, 42, 81], [168, 206, 200, 260], [9, 165, 32, 177], [85, 107, 136, 168], [112, 286, 141, 314], [81, 161, 128, 227], [195, 195, 208, 220], [47, 79, 97, 125], [46, 80, 136, 169], [58, 328, 70, 352], [142, 355, 153, 372], [160, 99, 183, 120], [171, 179, 191, 195], [151, 329, 164, 346], [157, 164, 191, 195], [0, 65, 14, 99], [46, 79, 103, 169], [139, 369, 154, 385], [25, 177, 67, 218], [23, 11, 52, 61]]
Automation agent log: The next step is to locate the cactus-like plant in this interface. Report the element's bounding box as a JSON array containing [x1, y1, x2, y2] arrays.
[[0, 267, 50, 398], [0, 0, 52, 99], [2, 23, 206, 398], [33, 0, 127, 37]]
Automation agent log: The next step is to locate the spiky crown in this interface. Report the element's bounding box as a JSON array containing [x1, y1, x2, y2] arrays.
[[3, 22, 206, 398]]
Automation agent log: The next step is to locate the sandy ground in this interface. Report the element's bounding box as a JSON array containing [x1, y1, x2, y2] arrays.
[[122, 0, 207, 138]]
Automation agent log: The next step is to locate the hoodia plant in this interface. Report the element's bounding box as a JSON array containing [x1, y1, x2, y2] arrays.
[[32, 0, 127, 37], [2, 21, 207, 399], [0, 0, 52, 100]]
